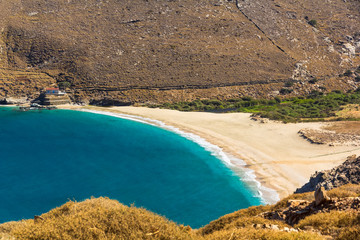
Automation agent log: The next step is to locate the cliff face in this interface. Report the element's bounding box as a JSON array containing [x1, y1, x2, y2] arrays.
[[0, 0, 359, 104]]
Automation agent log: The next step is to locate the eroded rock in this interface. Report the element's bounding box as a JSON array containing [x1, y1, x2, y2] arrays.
[[315, 187, 330, 206], [263, 194, 360, 225], [296, 155, 360, 193], [298, 128, 360, 146]]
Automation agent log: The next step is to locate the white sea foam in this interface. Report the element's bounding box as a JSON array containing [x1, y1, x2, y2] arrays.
[[76, 108, 280, 204]]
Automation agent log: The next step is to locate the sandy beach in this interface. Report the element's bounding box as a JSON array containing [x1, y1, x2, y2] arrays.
[[61, 105, 360, 201]]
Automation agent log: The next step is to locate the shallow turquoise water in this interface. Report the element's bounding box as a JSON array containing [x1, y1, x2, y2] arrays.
[[0, 107, 261, 228]]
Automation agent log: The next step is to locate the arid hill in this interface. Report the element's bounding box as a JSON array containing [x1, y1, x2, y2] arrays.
[[0, 0, 360, 104]]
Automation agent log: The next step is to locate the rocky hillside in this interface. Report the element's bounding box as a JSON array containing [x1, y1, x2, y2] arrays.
[[296, 155, 360, 194], [0, 0, 360, 104]]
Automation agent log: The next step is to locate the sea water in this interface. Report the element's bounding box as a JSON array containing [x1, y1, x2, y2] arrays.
[[0, 107, 262, 228]]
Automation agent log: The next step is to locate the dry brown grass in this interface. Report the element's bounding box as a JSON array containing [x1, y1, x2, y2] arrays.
[[0, 197, 198, 240], [326, 184, 360, 198], [0, 197, 328, 240], [0, 0, 359, 103], [3, 187, 360, 239], [323, 120, 360, 135], [0, 68, 56, 99], [1, 183, 360, 240], [198, 205, 274, 236], [292, 185, 360, 237], [337, 226, 360, 240], [197, 204, 323, 239], [271, 192, 315, 211], [296, 211, 360, 236], [204, 228, 324, 240], [334, 105, 360, 120]]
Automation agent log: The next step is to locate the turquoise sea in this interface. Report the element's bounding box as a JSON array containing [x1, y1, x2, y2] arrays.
[[0, 107, 263, 228]]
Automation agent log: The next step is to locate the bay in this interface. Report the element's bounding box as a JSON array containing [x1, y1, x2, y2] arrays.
[[0, 107, 261, 228]]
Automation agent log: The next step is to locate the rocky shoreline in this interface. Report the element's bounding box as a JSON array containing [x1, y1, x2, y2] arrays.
[[295, 155, 360, 193]]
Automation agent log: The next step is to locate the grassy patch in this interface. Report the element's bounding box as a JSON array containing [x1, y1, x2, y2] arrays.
[[204, 228, 324, 240], [296, 211, 360, 235], [1, 197, 197, 240], [150, 91, 360, 122]]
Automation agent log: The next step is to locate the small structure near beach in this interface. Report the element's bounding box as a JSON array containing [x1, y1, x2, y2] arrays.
[[42, 87, 71, 105], [45, 88, 65, 95]]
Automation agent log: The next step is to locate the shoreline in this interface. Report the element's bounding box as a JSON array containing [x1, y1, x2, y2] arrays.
[[59, 105, 360, 200], [70, 107, 279, 204]]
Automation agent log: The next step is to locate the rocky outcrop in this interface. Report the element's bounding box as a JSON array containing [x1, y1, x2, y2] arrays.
[[252, 223, 299, 233], [3, 97, 29, 105], [296, 155, 360, 193], [314, 187, 330, 206], [263, 187, 360, 225], [298, 128, 360, 146]]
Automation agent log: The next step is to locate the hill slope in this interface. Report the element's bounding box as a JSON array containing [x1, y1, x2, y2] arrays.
[[0, 0, 359, 103]]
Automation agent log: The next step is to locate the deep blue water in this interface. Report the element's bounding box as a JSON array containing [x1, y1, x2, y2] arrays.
[[0, 107, 261, 228]]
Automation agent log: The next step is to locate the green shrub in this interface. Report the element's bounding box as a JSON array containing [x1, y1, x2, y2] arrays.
[[242, 96, 253, 101], [344, 70, 353, 76], [58, 81, 71, 89], [308, 90, 323, 98], [284, 81, 294, 87], [155, 90, 360, 122], [308, 19, 317, 27], [280, 88, 293, 95], [308, 78, 318, 84], [208, 100, 223, 106]]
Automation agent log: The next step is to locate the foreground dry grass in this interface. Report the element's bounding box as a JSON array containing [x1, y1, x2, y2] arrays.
[[0, 197, 196, 240], [3, 184, 359, 240], [200, 185, 360, 240]]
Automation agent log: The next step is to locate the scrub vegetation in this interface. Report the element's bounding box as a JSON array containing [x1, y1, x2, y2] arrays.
[[151, 89, 360, 122]]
